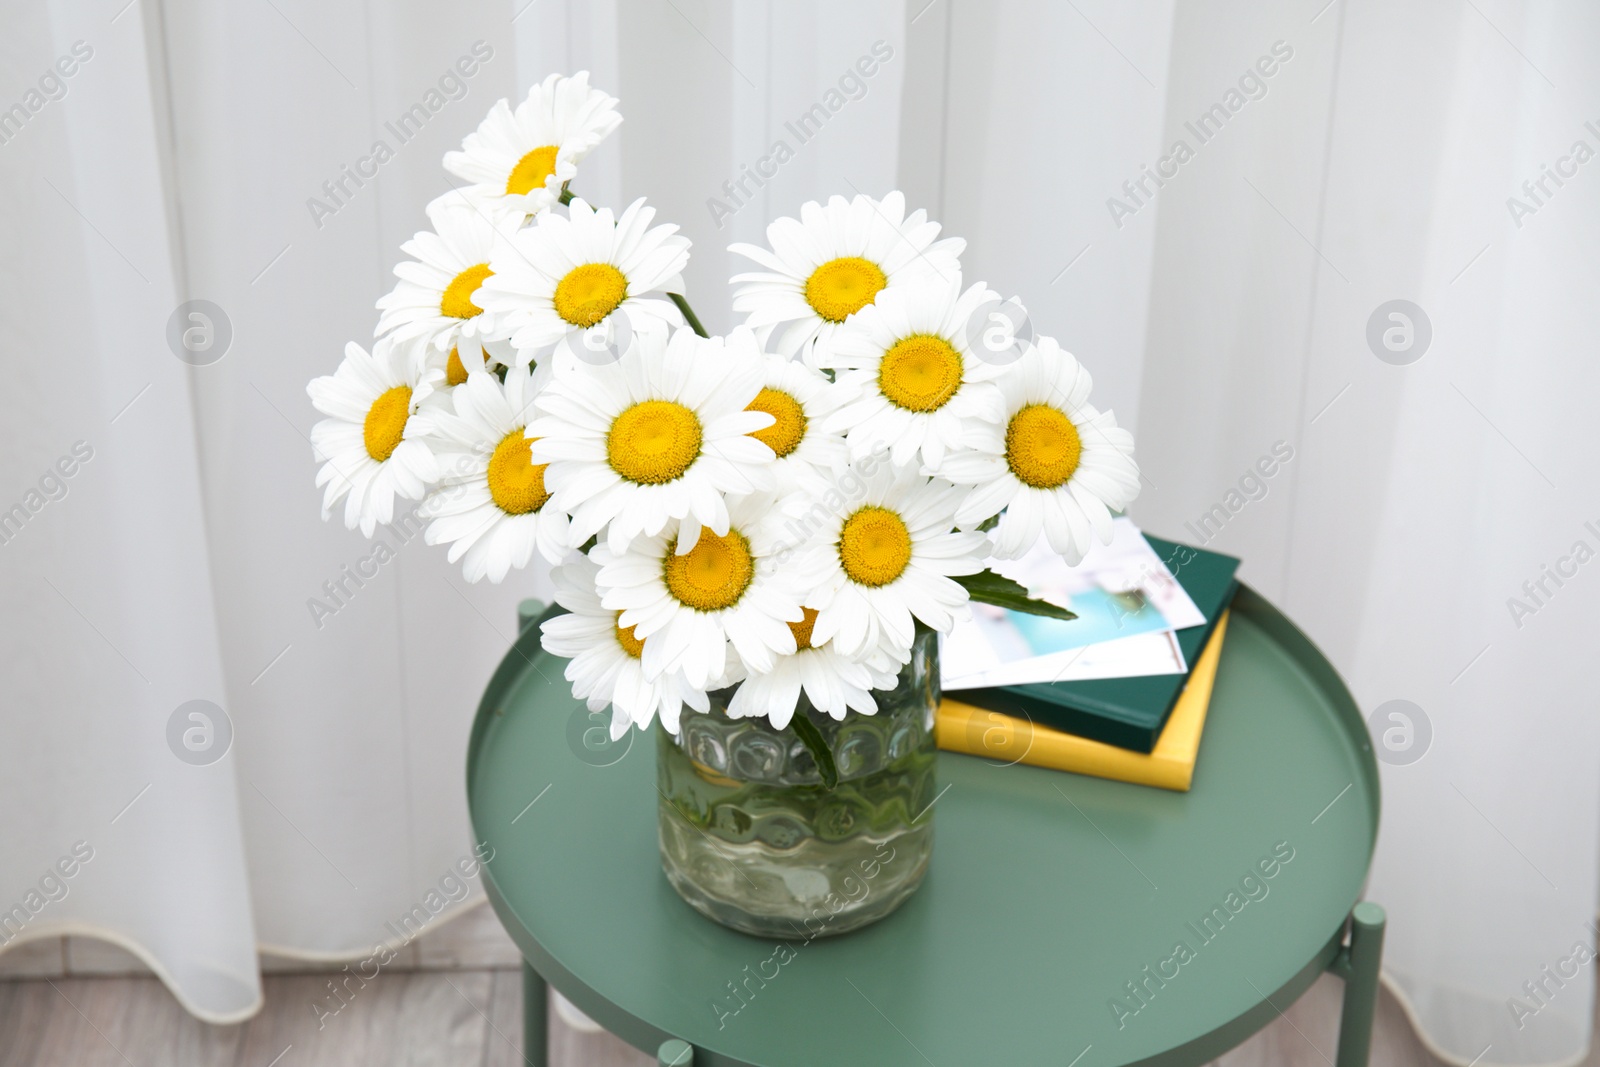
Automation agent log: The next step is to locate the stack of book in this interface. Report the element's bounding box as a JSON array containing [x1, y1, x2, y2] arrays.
[[936, 531, 1239, 792]]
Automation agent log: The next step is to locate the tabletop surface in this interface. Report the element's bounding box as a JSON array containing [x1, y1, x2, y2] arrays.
[[468, 585, 1380, 1067]]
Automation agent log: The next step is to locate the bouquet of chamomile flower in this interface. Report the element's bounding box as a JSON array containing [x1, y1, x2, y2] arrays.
[[306, 72, 1141, 757]]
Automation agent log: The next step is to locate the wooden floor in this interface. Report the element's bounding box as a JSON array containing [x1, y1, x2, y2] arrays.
[[0, 905, 1585, 1066]]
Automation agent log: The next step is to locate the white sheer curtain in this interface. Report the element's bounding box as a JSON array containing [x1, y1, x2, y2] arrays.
[[3, 1, 1596, 1063], [1127, 2, 1600, 1064], [1, 0, 258, 1022], [908, 2, 1600, 1062], [0, 0, 914, 1026]]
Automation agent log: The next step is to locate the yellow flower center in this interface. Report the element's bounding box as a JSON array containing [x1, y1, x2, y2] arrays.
[[878, 334, 963, 413], [505, 144, 560, 196], [614, 615, 646, 658], [553, 263, 628, 327], [607, 400, 702, 485], [838, 506, 912, 587], [440, 263, 492, 319], [445, 345, 488, 387], [788, 607, 820, 651], [804, 256, 886, 323], [745, 387, 807, 458], [1005, 404, 1083, 489], [363, 385, 412, 462], [486, 430, 551, 514], [663, 529, 753, 612]]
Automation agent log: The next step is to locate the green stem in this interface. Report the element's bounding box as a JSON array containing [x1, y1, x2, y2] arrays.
[[789, 714, 839, 790], [669, 293, 710, 338]]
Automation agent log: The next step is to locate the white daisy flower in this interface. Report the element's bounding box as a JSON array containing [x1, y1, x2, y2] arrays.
[[308, 337, 440, 537], [726, 608, 898, 728], [425, 335, 524, 391], [418, 367, 571, 582], [525, 326, 776, 555], [746, 349, 847, 494], [375, 193, 518, 354], [943, 337, 1140, 563], [540, 556, 707, 738], [728, 191, 964, 363], [476, 197, 690, 362], [797, 462, 987, 664], [820, 277, 1006, 471], [594, 494, 803, 692], [444, 72, 622, 222]]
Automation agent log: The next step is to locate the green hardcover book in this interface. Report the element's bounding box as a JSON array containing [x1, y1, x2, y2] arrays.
[[955, 535, 1240, 754]]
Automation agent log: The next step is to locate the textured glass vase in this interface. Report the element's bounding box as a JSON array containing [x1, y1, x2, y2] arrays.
[[656, 630, 939, 938]]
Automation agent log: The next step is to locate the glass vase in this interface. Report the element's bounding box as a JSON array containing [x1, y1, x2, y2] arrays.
[[656, 629, 939, 938]]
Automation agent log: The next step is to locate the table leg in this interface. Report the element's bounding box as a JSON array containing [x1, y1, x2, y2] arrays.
[[658, 1038, 695, 1065], [1334, 902, 1386, 1067], [523, 959, 548, 1067]]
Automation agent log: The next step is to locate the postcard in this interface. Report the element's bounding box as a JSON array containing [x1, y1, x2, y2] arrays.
[[940, 518, 1202, 689]]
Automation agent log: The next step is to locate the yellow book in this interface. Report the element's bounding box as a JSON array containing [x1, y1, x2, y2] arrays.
[[935, 611, 1230, 792]]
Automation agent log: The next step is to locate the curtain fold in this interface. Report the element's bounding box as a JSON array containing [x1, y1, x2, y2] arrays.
[[2, 2, 1595, 1063]]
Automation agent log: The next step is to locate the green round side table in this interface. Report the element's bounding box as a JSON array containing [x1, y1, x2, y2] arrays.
[[467, 584, 1384, 1067]]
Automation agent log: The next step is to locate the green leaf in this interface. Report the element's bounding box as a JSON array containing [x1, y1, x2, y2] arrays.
[[789, 713, 838, 790], [956, 569, 1078, 621]]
